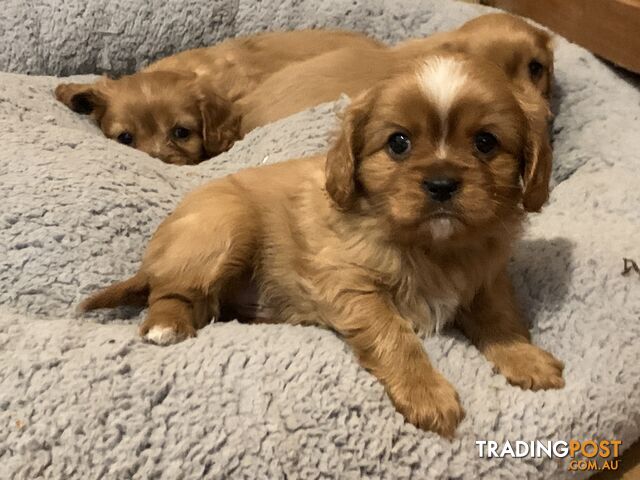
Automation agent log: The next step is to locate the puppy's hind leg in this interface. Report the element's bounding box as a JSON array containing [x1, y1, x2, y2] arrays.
[[139, 295, 199, 345], [139, 192, 258, 345]]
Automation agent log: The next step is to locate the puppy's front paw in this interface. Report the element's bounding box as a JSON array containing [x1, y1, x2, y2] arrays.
[[390, 373, 465, 438], [139, 318, 196, 346], [489, 342, 564, 390]]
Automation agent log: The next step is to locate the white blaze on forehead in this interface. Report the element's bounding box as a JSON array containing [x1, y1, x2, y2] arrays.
[[418, 56, 469, 120]]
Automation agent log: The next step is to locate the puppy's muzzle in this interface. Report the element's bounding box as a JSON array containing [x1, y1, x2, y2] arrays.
[[422, 177, 460, 202]]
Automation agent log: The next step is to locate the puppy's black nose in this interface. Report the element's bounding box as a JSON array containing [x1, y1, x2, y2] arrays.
[[423, 177, 460, 202]]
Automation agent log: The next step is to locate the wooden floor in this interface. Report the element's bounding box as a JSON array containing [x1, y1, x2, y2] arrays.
[[482, 0, 640, 74]]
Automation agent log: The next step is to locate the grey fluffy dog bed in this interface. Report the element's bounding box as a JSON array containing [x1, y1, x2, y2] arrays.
[[1, 0, 639, 479]]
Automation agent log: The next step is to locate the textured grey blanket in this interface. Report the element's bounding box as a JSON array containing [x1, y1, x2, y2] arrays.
[[1, 1, 639, 479]]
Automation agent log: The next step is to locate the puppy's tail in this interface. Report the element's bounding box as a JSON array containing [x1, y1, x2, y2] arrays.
[[77, 272, 149, 314]]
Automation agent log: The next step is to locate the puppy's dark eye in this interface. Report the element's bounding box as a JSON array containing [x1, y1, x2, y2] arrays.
[[474, 131, 498, 155], [528, 60, 544, 80], [117, 132, 133, 146], [172, 126, 191, 140], [387, 132, 411, 159]]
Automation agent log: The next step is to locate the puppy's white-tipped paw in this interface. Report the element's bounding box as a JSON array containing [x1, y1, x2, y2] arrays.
[[144, 326, 180, 346]]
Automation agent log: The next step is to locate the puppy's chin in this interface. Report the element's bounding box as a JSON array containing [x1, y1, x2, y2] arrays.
[[383, 202, 467, 245], [428, 217, 457, 241], [167, 155, 198, 166], [146, 152, 200, 166]]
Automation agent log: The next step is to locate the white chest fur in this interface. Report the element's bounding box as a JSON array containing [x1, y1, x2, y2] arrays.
[[396, 287, 461, 335], [391, 253, 466, 335]]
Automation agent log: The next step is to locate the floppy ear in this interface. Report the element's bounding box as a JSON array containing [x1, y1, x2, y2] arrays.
[[197, 83, 241, 159], [325, 90, 374, 210], [55, 82, 107, 118], [515, 86, 553, 212]]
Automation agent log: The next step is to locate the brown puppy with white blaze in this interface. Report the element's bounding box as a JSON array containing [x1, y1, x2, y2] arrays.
[[79, 53, 563, 436]]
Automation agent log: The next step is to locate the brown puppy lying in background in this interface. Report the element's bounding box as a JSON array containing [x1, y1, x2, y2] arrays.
[[239, 13, 553, 133], [79, 52, 562, 436], [55, 30, 383, 165]]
